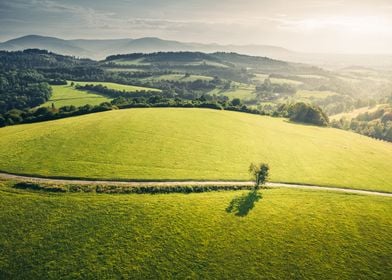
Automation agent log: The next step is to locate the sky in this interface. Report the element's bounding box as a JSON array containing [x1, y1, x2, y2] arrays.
[[0, 0, 391, 54]]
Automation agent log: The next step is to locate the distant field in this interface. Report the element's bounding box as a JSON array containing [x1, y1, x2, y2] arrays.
[[42, 81, 160, 108], [253, 74, 303, 85], [330, 104, 387, 121], [296, 74, 328, 80], [0, 184, 391, 279], [42, 85, 111, 108], [0, 108, 391, 191], [142, 74, 213, 82], [71, 81, 160, 92], [294, 90, 338, 102], [209, 84, 256, 100], [110, 58, 149, 66]]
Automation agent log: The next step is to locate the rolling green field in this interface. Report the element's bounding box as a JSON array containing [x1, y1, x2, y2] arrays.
[[0, 108, 391, 191], [42, 85, 111, 108], [0, 183, 390, 279]]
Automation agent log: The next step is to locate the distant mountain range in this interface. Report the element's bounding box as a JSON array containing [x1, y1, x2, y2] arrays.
[[1, 35, 392, 69]]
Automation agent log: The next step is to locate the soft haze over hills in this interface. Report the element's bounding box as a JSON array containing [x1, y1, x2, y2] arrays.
[[1, 35, 392, 69], [1, 0, 391, 55]]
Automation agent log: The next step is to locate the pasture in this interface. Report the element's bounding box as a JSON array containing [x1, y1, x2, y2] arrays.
[[41, 85, 111, 108], [0, 108, 391, 191], [0, 183, 390, 279]]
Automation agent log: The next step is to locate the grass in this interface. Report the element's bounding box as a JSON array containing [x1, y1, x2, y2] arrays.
[[41, 85, 111, 108], [0, 183, 391, 279], [0, 108, 391, 191]]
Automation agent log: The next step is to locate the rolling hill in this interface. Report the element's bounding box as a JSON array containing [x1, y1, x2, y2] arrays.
[[0, 35, 291, 60], [0, 108, 391, 192], [1, 35, 392, 68]]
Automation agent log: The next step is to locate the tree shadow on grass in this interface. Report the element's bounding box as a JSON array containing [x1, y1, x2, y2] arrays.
[[226, 190, 262, 217]]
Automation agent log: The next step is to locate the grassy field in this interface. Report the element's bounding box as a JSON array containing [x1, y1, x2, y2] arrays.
[[209, 84, 256, 100], [253, 74, 303, 85], [42, 85, 111, 108], [0, 108, 391, 191], [42, 81, 160, 108], [293, 90, 338, 102], [0, 183, 390, 279]]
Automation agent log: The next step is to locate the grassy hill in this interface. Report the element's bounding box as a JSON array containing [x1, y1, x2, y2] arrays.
[[0, 183, 391, 279], [0, 108, 391, 191]]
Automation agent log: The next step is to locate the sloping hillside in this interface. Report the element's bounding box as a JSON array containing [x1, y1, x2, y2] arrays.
[[0, 108, 391, 191]]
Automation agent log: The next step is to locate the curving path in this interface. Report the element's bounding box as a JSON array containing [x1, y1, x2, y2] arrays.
[[0, 172, 391, 197]]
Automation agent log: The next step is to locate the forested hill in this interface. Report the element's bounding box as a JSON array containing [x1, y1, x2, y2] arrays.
[[0, 49, 95, 69], [104, 51, 320, 74]]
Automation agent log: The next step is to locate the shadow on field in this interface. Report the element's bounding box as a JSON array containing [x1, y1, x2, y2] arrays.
[[226, 190, 262, 217]]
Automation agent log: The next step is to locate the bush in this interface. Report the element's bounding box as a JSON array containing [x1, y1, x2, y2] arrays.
[[12, 182, 253, 194], [288, 102, 329, 126]]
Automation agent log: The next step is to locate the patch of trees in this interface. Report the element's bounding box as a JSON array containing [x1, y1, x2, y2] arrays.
[[75, 78, 226, 100], [0, 102, 114, 127], [39, 67, 106, 81], [277, 102, 329, 126], [0, 93, 267, 127], [331, 105, 392, 142], [256, 78, 296, 101], [0, 69, 51, 114], [315, 95, 378, 116], [106, 52, 224, 64], [75, 84, 164, 98]]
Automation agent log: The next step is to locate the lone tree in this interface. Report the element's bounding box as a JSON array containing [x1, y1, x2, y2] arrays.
[[249, 163, 270, 189]]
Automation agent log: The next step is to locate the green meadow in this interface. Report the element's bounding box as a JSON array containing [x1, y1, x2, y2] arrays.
[[42, 85, 111, 108], [0, 183, 390, 279], [0, 108, 391, 191], [208, 83, 256, 100], [42, 81, 160, 108]]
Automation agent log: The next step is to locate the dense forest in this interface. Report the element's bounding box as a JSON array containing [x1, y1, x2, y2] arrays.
[[0, 69, 51, 114]]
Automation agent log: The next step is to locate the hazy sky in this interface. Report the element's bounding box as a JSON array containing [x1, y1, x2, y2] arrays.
[[1, 0, 391, 54]]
